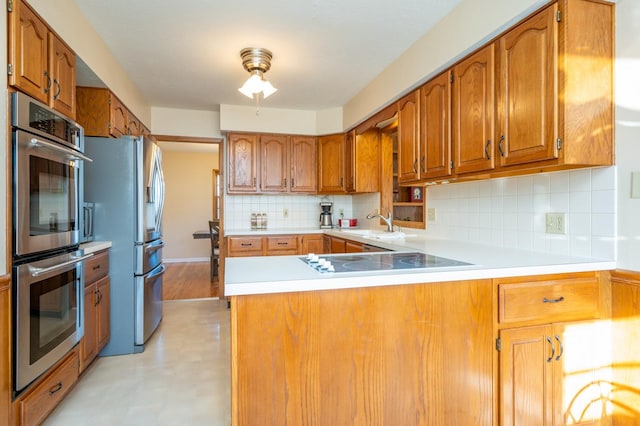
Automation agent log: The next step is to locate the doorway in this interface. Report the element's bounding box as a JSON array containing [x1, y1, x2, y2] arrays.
[[155, 135, 223, 300]]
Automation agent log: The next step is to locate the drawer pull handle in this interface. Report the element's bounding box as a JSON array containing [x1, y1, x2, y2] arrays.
[[555, 335, 563, 361], [543, 296, 565, 303], [49, 382, 63, 396], [546, 336, 555, 363], [240, 243, 253, 247], [93, 264, 101, 270], [277, 242, 288, 246]]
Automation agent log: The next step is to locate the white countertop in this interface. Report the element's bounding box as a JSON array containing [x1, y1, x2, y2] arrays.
[[80, 240, 112, 254], [224, 231, 615, 296]]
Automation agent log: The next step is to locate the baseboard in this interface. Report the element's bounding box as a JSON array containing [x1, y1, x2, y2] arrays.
[[163, 257, 209, 263]]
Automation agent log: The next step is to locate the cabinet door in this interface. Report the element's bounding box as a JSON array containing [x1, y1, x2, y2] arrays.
[[330, 236, 346, 254], [79, 283, 97, 374], [345, 241, 363, 253], [500, 325, 553, 426], [228, 134, 259, 193], [299, 234, 323, 254], [260, 135, 288, 192], [9, 1, 49, 104], [352, 129, 380, 193], [397, 90, 420, 183], [127, 115, 142, 136], [109, 94, 128, 138], [497, 5, 557, 167], [317, 134, 345, 193], [49, 35, 76, 119], [345, 131, 355, 192], [420, 70, 452, 180], [453, 44, 495, 175], [553, 321, 609, 426], [96, 277, 110, 352], [290, 136, 317, 193]]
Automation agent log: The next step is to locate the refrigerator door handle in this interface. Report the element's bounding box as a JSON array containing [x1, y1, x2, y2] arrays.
[[147, 263, 166, 280], [146, 240, 165, 252]]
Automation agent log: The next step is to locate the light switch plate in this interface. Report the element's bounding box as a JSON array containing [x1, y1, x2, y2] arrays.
[[631, 172, 640, 199], [546, 212, 566, 234], [427, 208, 436, 221]]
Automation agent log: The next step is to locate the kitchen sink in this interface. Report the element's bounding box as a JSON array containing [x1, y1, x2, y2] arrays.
[[339, 229, 413, 240]]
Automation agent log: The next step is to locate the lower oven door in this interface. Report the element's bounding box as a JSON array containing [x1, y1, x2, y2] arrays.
[[14, 250, 92, 391]]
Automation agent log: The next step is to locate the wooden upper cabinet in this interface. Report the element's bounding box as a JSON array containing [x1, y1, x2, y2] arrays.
[[396, 90, 420, 183], [317, 134, 345, 193], [420, 70, 452, 180], [228, 133, 259, 193], [290, 136, 317, 193], [497, 5, 556, 167], [453, 43, 495, 176], [351, 129, 380, 193], [127, 114, 142, 137], [9, 0, 76, 118], [76, 87, 130, 137], [497, 0, 613, 170], [260, 135, 289, 192]]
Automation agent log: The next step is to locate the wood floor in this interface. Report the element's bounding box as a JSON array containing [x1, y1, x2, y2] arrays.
[[162, 261, 219, 300]]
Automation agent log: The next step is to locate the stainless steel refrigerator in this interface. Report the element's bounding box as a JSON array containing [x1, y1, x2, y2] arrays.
[[84, 135, 166, 355]]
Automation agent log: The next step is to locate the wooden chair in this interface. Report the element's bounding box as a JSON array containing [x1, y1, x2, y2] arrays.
[[208, 220, 220, 281]]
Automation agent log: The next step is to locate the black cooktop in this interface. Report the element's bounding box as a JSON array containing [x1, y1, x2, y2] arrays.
[[301, 252, 472, 273]]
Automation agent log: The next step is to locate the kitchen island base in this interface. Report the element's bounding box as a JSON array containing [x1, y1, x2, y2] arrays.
[[231, 279, 494, 425]]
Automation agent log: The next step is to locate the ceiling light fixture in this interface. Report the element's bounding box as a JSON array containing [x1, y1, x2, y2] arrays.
[[238, 47, 277, 100]]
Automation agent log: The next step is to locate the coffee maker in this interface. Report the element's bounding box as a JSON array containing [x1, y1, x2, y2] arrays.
[[319, 201, 333, 229]]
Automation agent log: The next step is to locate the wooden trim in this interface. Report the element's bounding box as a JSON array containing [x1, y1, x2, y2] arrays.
[[610, 269, 640, 284], [153, 134, 223, 144], [0, 274, 9, 291], [354, 103, 397, 135]]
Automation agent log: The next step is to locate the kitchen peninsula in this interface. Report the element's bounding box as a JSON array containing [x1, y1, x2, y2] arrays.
[[226, 232, 615, 425]]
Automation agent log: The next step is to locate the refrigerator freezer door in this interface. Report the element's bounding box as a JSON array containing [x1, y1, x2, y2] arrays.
[[140, 137, 165, 244], [135, 263, 165, 346]]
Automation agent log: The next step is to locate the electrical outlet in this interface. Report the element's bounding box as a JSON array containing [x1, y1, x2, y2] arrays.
[[546, 212, 566, 234], [339, 208, 344, 215], [427, 208, 436, 221], [283, 208, 289, 218]]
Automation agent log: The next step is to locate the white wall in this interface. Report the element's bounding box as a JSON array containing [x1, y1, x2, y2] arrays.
[[161, 148, 219, 261], [614, 0, 640, 270], [27, 0, 150, 124], [151, 107, 222, 138], [342, 0, 548, 128]]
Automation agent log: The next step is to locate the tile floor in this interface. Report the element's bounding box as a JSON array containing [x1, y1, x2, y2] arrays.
[[44, 298, 231, 426]]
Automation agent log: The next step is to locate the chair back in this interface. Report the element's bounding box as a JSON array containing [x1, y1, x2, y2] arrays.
[[208, 220, 220, 250]]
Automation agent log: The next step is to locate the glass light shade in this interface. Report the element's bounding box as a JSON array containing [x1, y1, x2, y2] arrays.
[[238, 71, 277, 99], [261, 81, 277, 98]]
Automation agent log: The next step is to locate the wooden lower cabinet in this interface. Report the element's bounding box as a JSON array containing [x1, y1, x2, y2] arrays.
[[231, 279, 494, 425], [1, 277, 10, 426], [497, 272, 611, 426], [299, 234, 323, 254], [227, 234, 325, 257], [15, 349, 79, 426], [500, 320, 610, 426], [610, 270, 640, 425], [79, 249, 110, 374]]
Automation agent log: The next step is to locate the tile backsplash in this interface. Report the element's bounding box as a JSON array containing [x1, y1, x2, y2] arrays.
[[424, 167, 616, 260], [224, 167, 616, 260]]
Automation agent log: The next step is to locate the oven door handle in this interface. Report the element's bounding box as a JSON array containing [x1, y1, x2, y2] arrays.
[[29, 253, 94, 277], [29, 138, 93, 162]]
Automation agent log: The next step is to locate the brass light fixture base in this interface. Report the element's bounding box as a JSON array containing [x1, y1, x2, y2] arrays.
[[240, 47, 273, 74]]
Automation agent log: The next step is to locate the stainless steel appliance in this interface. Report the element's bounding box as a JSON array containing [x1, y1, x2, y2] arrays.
[[11, 91, 89, 258], [13, 249, 91, 391], [301, 252, 472, 273], [81, 202, 95, 242], [10, 92, 90, 393], [319, 201, 333, 229], [84, 135, 166, 355]]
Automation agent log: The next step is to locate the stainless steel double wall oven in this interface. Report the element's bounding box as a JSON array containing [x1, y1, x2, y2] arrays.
[[11, 92, 92, 393]]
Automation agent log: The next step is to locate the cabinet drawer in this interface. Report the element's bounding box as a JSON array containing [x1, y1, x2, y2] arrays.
[[85, 250, 109, 284], [19, 350, 79, 426], [227, 236, 264, 257], [266, 236, 298, 255], [499, 276, 600, 324]]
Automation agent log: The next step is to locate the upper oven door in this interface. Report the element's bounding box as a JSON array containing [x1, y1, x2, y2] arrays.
[[13, 130, 90, 257]]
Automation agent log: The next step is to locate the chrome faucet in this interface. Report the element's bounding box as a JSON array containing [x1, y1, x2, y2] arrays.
[[366, 209, 394, 232]]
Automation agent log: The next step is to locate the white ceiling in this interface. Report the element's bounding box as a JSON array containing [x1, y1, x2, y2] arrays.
[[73, 0, 462, 112]]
